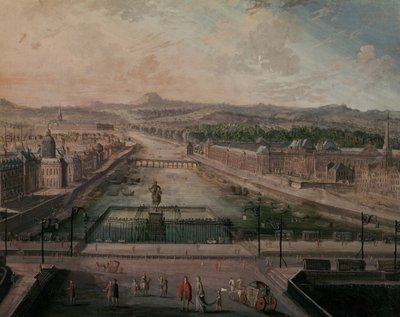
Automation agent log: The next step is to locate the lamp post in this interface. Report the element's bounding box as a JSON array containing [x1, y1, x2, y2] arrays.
[[243, 197, 261, 257], [40, 218, 47, 264], [271, 214, 286, 268], [83, 212, 89, 244], [395, 221, 400, 270], [360, 212, 378, 260], [4, 208, 7, 259], [270, 205, 290, 268], [70, 206, 85, 257], [279, 215, 283, 268]]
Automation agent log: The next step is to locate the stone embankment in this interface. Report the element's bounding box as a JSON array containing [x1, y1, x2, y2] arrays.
[[193, 154, 398, 230]]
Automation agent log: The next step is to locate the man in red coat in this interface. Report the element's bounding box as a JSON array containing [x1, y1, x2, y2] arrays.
[[178, 276, 192, 311]]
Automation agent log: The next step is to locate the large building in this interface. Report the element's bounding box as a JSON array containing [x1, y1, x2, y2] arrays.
[[6, 130, 42, 195], [0, 144, 24, 205], [18, 150, 41, 194], [203, 116, 400, 197], [65, 153, 83, 184], [0, 123, 123, 202], [40, 129, 67, 189]]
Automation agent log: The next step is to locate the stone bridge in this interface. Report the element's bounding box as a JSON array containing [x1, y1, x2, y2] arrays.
[[133, 158, 198, 168]]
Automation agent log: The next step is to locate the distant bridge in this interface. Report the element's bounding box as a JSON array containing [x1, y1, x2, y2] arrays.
[[133, 158, 198, 168]]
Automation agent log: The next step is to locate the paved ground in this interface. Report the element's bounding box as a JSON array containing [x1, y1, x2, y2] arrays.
[[0, 239, 390, 317], [1, 257, 307, 317]]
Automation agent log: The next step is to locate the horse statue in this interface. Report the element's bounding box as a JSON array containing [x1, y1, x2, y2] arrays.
[[148, 181, 162, 210]]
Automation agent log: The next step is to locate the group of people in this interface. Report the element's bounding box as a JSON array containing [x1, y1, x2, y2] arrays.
[[68, 274, 224, 312], [130, 272, 169, 297], [178, 275, 222, 313], [228, 277, 244, 300], [104, 279, 119, 305], [158, 275, 168, 297]]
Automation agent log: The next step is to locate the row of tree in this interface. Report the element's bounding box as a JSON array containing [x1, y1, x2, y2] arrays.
[[185, 124, 398, 148]]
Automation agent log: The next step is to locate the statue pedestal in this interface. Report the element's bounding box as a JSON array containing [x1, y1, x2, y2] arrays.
[[147, 212, 166, 242]]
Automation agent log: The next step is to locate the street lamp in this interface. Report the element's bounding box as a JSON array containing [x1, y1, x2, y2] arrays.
[[83, 212, 89, 244], [243, 197, 262, 257], [394, 221, 400, 270], [4, 209, 7, 259], [70, 206, 85, 257], [360, 212, 378, 259], [40, 218, 47, 264], [270, 206, 290, 269]]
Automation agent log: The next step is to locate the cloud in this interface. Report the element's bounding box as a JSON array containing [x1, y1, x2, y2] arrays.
[[357, 45, 375, 64], [85, 0, 159, 22], [244, 13, 302, 75], [31, 42, 41, 50], [203, 9, 302, 76], [356, 45, 400, 84], [281, 0, 310, 8], [246, 0, 310, 10], [0, 0, 399, 111]]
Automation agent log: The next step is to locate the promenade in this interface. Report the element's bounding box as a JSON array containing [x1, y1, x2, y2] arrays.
[[0, 239, 394, 317]]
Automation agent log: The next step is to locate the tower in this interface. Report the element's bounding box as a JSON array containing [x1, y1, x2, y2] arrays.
[[41, 129, 56, 158], [57, 107, 63, 122], [382, 111, 392, 167]]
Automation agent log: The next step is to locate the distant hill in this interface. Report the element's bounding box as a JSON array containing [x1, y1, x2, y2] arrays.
[[121, 94, 400, 137], [0, 98, 128, 127], [0, 98, 23, 111], [0, 94, 399, 138]]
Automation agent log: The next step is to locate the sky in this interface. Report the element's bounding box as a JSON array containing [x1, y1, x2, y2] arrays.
[[0, 0, 400, 110]]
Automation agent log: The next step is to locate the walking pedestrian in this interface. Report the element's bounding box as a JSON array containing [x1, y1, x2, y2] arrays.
[[195, 276, 205, 313], [104, 280, 112, 304], [236, 277, 242, 290], [216, 289, 222, 311], [164, 276, 168, 296], [132, 278, 138, 296], [140, 272, 150, 296], [178, 276, 192, 312], [68, 280, 76, 305], [159, 276, 166, 297], [10, 272, 16, 286], [229, 277, 235, 292], [112, 279, 119, 305]]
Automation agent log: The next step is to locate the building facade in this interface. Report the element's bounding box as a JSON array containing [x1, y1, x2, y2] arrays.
[[19, 150, 41, 194], [40, 129, 67, 189], [0, 154, 23, 205], [203, 116, 399, 197], [65, 153, 83, 184]]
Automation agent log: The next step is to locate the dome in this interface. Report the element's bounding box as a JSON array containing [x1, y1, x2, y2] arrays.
[[322, 140, 337, 151], [95, 143, 104, 151], [256, 145, 269, 155], [41, 129, 56, 158], [255, 137, 268, 146], [288, 140, 300, 149], [301, 139, 315, 150]]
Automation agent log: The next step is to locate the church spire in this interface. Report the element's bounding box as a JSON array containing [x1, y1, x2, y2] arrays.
[[383, 111, 392, 167], [57, 107, 63, 122]]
